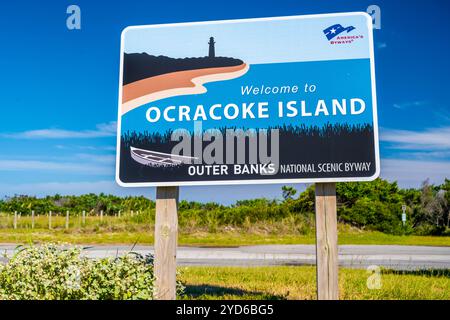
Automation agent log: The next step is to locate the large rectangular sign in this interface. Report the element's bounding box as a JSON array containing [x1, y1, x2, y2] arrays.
[[116, 12, 379, 187]]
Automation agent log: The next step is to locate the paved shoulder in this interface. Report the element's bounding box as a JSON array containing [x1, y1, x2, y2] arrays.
[[1, 244, 449, 270]]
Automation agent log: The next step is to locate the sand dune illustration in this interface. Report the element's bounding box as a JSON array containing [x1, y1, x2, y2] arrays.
[[121, 63, 249, 115]]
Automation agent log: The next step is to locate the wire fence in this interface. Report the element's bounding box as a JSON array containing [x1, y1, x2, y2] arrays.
[[0, 210, 150, 230]]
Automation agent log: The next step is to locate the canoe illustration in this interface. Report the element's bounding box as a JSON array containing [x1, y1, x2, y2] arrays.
[[130, 146, 197, 167]]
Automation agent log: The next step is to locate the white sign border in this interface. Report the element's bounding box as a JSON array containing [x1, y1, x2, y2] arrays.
[[115, 12, 380, 187]]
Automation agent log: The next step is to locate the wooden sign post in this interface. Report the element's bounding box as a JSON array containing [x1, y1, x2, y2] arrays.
[[154, 186, 179, 300], [315, 182, 339, 300]]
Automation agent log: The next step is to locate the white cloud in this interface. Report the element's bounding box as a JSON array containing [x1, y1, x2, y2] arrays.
[[380, 126, 450, 151], [55, 144, 116, 151], [393, 100, 427, 109], [0, 158, 447, 199], [0, 180, 143, 198], [376, 42, 387, 49], [0, 159, 113, 175], [394, 150, 450, 160], [74, 153, 116, 164], [381, 158, 450, 187], [1, 121, 116, 139]]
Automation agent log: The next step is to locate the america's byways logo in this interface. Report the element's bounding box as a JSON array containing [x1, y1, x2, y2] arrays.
[[323, 24, 364, 45]]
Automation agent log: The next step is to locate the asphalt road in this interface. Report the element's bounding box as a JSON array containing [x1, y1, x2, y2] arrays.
[[1, 244, 449, 270]]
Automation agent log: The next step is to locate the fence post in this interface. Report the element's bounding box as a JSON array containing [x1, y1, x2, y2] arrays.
[[14, 211, 17, 229], [49, 211, 52, 229], [82, 210, 86, 225], [100, 210, 103, 221], [118, 210, 121, 218], [66, 210, 69, 229], [31, 210, 35, 229]]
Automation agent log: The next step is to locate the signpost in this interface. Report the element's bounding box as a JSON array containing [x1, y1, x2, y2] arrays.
[[315, 183, 339, 299], [117, 13, 378, 300], [154, 186, 179, 300], [402, 204, 407, 226]]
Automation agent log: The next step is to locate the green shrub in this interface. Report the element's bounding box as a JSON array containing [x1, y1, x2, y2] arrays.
[[1, 178, 448, 236], [0, 244, 183, 300]]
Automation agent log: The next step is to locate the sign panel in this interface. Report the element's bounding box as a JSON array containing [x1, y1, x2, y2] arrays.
[[116, 13, 379, 187]]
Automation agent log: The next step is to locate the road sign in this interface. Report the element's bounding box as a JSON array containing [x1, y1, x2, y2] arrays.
[[401, 205, 407, 226], [116, 12, 379, 187]]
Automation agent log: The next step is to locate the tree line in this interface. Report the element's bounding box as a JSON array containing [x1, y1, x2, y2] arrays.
[[285, 178, 450, 235], [0, 178, 449, 235], [0, 194, 154, 216]]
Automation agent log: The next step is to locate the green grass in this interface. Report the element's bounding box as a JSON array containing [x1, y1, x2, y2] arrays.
[[0, 228, 448, 246], [0, 214, 448, 246], [179, 266, 450, 300]]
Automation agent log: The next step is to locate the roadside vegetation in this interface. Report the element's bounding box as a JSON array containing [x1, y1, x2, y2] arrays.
[[0, 218, 448, 246], [0, 178, 449, 246], [180, 266, 450, 300], [1, 244, 447, 300], [0, 244, 166, 299]]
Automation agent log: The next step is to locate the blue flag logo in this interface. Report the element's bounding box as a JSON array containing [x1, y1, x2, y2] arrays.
[[323, 24, 356, 40]]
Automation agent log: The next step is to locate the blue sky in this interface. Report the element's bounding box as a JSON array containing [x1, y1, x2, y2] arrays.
[[0, 0, 449, 203]]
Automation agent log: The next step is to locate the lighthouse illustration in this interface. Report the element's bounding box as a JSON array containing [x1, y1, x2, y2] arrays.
[[208, 37, 215, 58]]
